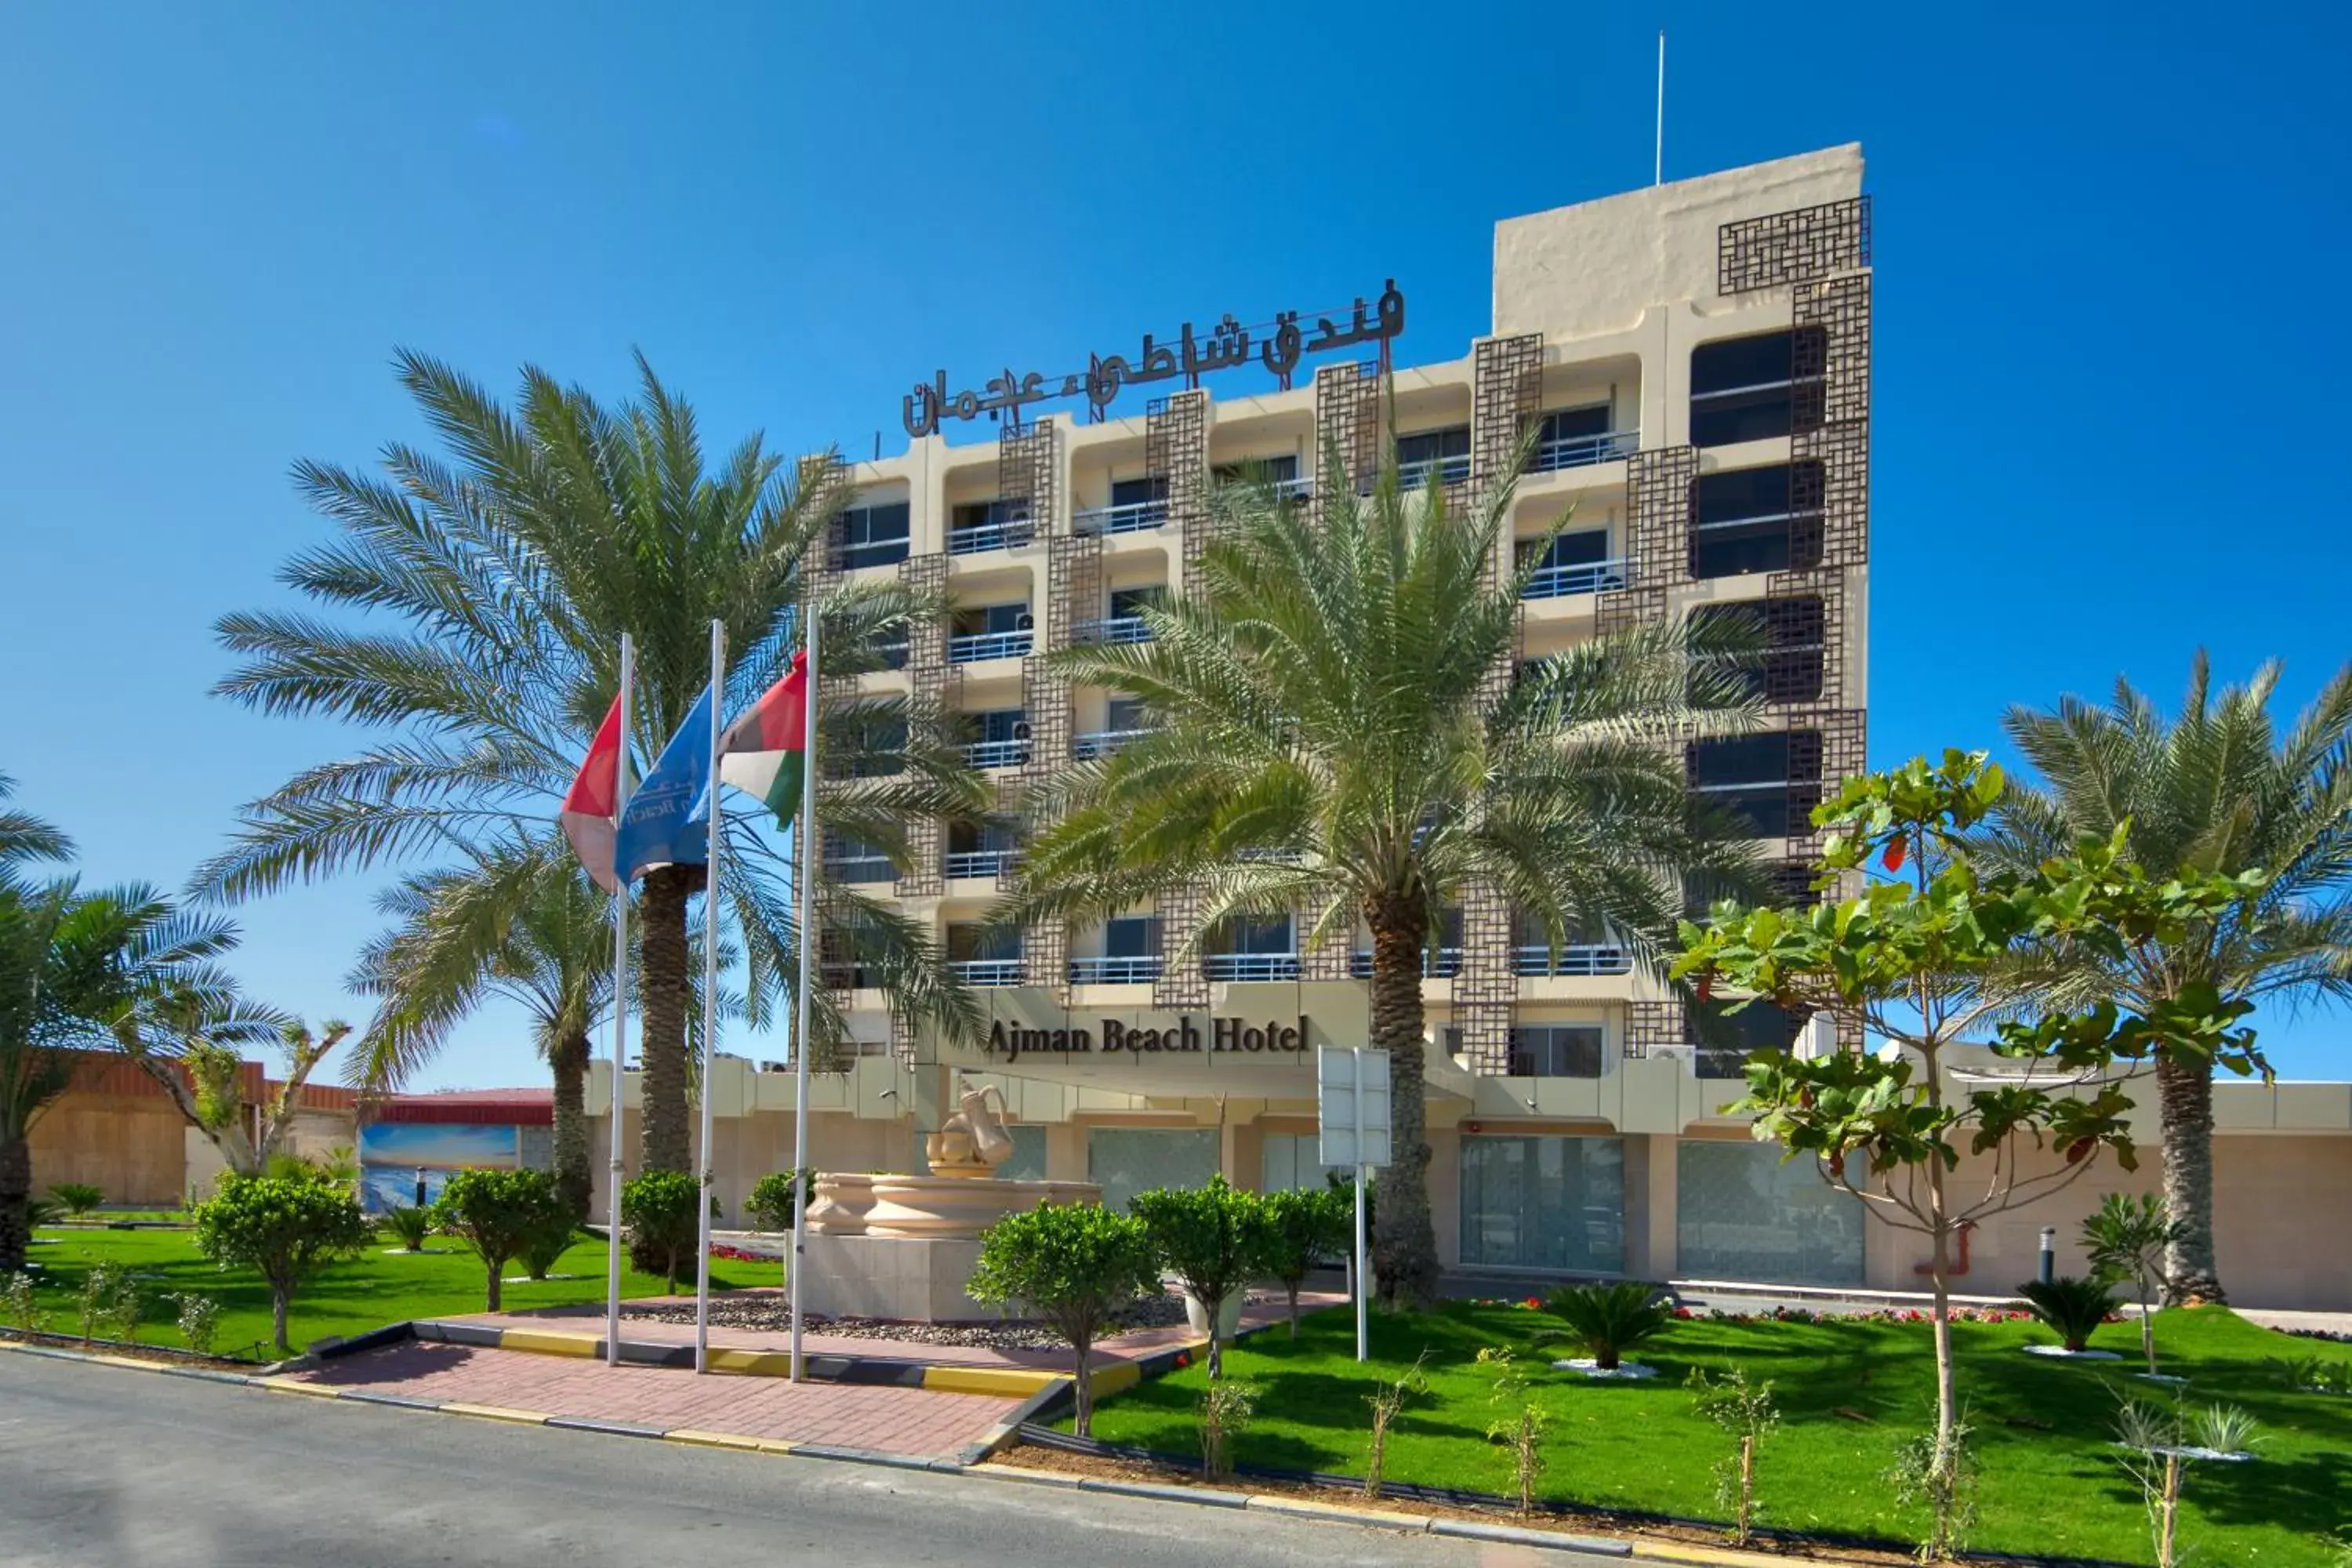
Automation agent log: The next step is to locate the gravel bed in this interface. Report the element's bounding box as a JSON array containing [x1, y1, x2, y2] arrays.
[[621, 1290, 1213, 1352]]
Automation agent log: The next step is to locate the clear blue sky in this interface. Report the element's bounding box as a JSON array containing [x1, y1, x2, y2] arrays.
[[2, 5, 2346, 1087]]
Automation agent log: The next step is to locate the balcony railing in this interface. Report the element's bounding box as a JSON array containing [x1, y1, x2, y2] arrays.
[[1072, 728, 1152, 760], [1396, 454, 1471, 491], [822, 855, 898, 886], [1073, 615, 1152, 645], [946, 514, 1034, 556], [949, 959, 1025, 987], [1068, 955, 1163, 985], [1073, 499, 1167, 536], [1513, 943, 1635, 977], [1349, 948, 1463, 978], [1272, 475, 1314, 500], [948, 628, 1033, 663], [1523, 558, 1631, 600], [1532, 428, 1640, 474], [964, 739, 1031, 770], [1202, 953, 1303, 982], [944, 850, 1017, 880]]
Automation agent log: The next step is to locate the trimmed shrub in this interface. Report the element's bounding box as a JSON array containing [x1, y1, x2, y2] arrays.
[[967, 1202, 1157, 1438], [1533, 1280, 1673, 1370], [2019, 1276, 2119, 1354], [191, 1173, 370, 1352], [519, 1213, 578, 1281], [433, 1167, 568, 1311], [746, 1168, 815, 1233], [1259, 1185, 1351, 1337], [1130, 1176, 1269, 1379], [621, 1171, 703, 1294]]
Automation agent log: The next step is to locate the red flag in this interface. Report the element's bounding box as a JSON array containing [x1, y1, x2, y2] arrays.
[[561, 694, 626, 892]]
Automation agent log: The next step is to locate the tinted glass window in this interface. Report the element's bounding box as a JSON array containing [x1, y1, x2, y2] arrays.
[[1214, 453, 1301, 485], [1104, 696, 1150, 732], [1104, 915, 1160, 958], [1690, 731, 1808, 837], [833, 707, 906, 778], [1108, 586, 1166, 618], [946, 924, 1020, 963], [1109, 475, 1168, 507], [1519, 527, 1610, 570], [1396, 426, 1471, 465], [838, 502, 911, 569], [1692, 463, 1823, 578], [1537, 404, 1611, 441], [1691, 598, 1826, 703], [1221, 914, 1294, 953], [1691, 332, 1796, 397], [971, 709, 1026, 743], [1508, 1025, 1606, 1077]]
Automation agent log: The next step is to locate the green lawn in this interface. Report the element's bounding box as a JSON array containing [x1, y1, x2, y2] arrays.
[[1067, 1301, 2352, 1566], [16, 1225, 764, 1362]]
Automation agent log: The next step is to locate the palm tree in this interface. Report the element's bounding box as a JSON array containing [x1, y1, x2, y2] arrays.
[[1981, 654, 2352, 1303], [1004, 450, 1765, 1308], [201, 351, 981, 1175], [0, 773, 71, 876], [350, 842, 615, 1219]]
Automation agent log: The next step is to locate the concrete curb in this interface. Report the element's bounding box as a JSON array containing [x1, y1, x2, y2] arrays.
[[1432, 1517, 1633, 1555]]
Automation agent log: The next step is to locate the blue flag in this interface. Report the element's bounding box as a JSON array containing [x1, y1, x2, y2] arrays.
[[615, 689, 713, 883]]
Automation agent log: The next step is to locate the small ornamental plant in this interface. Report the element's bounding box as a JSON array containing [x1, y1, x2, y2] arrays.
[[174, 1292, 220, 1358], [620, 1171, 704, 1294], [1130, 1176, 1269, 1378], [48, 1182, 103, 1218], [1534, 1280, 1673, 1372], [967, 1203, 1157, 1439], [2115, 1397, 2262, 1568], [191, 1172, 370, 1353], [2084, 1193, 2186, 1377], [1198, 1380, 1258, 1479], [378, 1204, 434, 1252], [77, 1261, 122, 1345], [1688, 1366, 1779, 1546], [1363, 1350, 1432, 1500], [1259, 1185, 1352, 1338], [5, 1270, 37, 1332], [1477, 1346, 1549, 1516], [2017, 1276, 2120, 1355], [746, 1168, 815, 1234], [518, 1212, 576, 1281], [433, 1167, 569, 1310]]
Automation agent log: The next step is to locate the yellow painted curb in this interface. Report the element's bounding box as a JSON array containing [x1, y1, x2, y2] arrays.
[[1087, 1361, 1142, 1397], [920, 1365, 1056, 1398], [706, 1348, 795, 1377], [497, 1329, 601, 1359], [1244, 1494, 1432, 1532], [755, 1439, 798, 1455], [256, 1376, 341, 1398], [85, 1354, 161, 1372], [666, 1427, 769, 1452], [1630, 1543, 1860, 1567], [439, 1402, 550, 1425]]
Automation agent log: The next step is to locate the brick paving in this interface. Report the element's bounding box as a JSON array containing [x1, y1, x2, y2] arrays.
[[293, 1340, 1022, 1457]]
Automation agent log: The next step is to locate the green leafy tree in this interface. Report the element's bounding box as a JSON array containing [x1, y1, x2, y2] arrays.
[[121, 999, 343, 1180], [1005, 445, 1764, 1308], [1979, 655, 2351, 1304], [621, 1169, 702, 1294], [1258, 1185, 1351, 1336], [967, 1202, 1157, 1438], [191, 1171, 370, 1352], [350, 849, 615, 1220], [200, 351, 982, 1177], [746, 1167, 815, 1233], [2083, 1192, 2187, 1376], [433, 1167, 569, 1310], [1675, 750, 2258, 1524], [1130, 1175, 1268, 1379]]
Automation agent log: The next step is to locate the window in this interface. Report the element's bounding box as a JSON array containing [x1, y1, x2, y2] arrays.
[[1458, 1135, 1624, 1272], [1219, 914, 1294, 955], [1538, 405, 1611, 443], [946, 923, 1021, 964], [1214, 453, 1301, 488], [1103, 914, 1160, 958], [1678, 1142, 1864, 1285], [829, 706, 906, 779], [1108, 586, 1165, 620], [953, 603, 1032, 637], [1690, 597, 1827, 705], [836, 501, 911, 570], [949, 499, 1032, 554], [1103, 695, 1151, 734], [1518, 527, 1610, 572], [1396, 426, 1471, 487], [1690, 463, 1823, 579], [1087, 1127, 1219, 1214], [964, 708, 1029, 769], [822, 834, 896, 884], [945, 819, 1019, 878], [1109, 475, 1168, 510], [1508, 1025, 1607, 1078], [1688, 730, 1822, 838], [1690, 998, 1802, 1076], [1690, 329, 1824, 448], [1261, 1134, 1348, 1196]]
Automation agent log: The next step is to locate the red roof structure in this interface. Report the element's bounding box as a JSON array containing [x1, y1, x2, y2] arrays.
[[367, 1087, 554, 1127]]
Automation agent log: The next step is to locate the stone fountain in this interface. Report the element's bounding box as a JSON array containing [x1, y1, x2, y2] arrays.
[[797, 1083, 1101, 1322]]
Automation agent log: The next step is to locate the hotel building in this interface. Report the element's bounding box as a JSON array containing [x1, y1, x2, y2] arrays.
[[579, 145, 2352, 1312]]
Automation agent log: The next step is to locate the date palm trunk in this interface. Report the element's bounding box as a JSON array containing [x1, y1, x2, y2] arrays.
[[0, 1136, 31, 1276], [637, 864, 699, 1176], [550, 1031, 592, 1223], [1366, 896, 1437, 1312], [2156, 1054, 2223, 1305]]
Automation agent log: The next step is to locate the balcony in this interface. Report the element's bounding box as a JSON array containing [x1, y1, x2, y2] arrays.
[[944, 850, 1017, 880], [1271, 475, 1313, 500], [1073, 615, 1152, 645], [1068, 955, 1163, 985], [822, 853, 898, 886], [947, 510, 1034, 557], [1073, 499, 1168, 536], [1071, 728, 1152, 760], [950, 959, 1025, 987], [1523, 558, 1631, 601], [1396, 454, 1471, 492], [948, 628, 1033, 664], [1532, 428, 1639, 474], [1348, 948, 1462, 978], [1202, 953, 1302, 982], [964, 738, 1031, 770], [1514, 943, 1635, 977]]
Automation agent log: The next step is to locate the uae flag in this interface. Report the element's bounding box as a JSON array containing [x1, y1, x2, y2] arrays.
[[560, 693, 626, 892], [717, 650, 811, 827]]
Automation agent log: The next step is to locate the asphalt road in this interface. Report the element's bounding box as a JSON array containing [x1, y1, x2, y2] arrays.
[[0, 1353, 1621, 1566]]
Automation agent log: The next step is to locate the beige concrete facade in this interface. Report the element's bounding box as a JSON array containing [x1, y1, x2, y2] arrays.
[[581, 146, 2352, 1311]]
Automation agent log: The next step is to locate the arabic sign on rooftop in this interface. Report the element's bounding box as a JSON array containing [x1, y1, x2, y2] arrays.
[[902, 281, 1405, 438]]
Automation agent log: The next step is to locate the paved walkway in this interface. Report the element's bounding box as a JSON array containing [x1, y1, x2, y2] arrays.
[[292, 1338, 1022, 1457]]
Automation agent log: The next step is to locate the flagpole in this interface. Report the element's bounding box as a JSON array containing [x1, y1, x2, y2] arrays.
[[789, 598, 818, 1384], [693, 619, 726, 1374], [604, 633, 634, 1368]]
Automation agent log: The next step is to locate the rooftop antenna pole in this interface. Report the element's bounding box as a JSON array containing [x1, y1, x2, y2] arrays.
[[1654, 30, 1666, 186]]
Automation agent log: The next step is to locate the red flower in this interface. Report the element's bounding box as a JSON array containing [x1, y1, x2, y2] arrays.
[[1523, 1296, 1543, 1310], [1174, 1352, 1190, 1367], [1882, 836, 1908, 873]]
